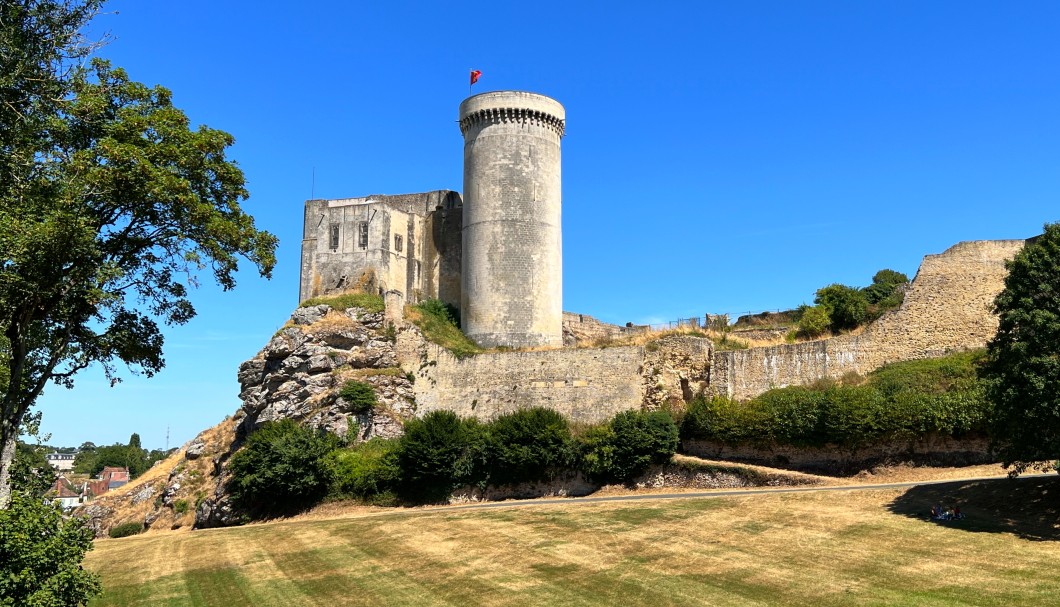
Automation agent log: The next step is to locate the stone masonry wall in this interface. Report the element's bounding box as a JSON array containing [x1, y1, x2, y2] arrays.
[[713, 239, 1025, 400], [396, 332, 711, 424]]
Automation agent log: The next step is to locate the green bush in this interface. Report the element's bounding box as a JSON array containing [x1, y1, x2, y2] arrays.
[[339, 380, 378, 413], [582, 411, 679, 482], [228, 419, 339, 517], [0, 492, 101, 604], [396, 411, 488, 503], [486, 407, 578, 486], [681, 351, 991, 449], [796, 305, 831, 339], [108, 521, 144, 539], [815, 284, 869, 332], [330, 437, 401, 500], [862, 269, 909, 306]]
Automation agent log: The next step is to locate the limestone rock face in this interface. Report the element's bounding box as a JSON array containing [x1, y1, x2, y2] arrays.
[[235, 305, 416, 441]]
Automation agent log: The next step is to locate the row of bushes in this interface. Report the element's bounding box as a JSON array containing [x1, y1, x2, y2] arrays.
[[682, 350, 991, 448], [228, 407, 679, 517]]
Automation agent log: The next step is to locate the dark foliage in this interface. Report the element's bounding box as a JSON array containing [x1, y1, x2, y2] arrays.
[[227, 419, 338, 517], [983, 223, 1060, 473], [682, 351, 991, 448], [814, 284, 870, 332], [107, 521, 144, 539], [395, 411, 487, 503], [581, 411, 678, 482], [486, 407, 577, 486]]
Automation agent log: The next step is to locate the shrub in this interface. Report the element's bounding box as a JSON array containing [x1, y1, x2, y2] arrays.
[[862, 269, 909, 305], [578, 425, 618, 481], [173, 499, 189, 515], [396, 411, 488, 503], [582, 411, 679, 482], [0, 493, 101, 604], [108, 521, 144, 539], [339, 380, 378, 413], [815, 284, 869, 332], [486, 407, 578, 486], [227, 419, 339, 517], [330, 437, 401, 500], [796, 305, 831, 339]]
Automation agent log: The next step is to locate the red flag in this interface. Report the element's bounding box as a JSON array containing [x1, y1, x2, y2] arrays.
[[470, 69, 482, 86]]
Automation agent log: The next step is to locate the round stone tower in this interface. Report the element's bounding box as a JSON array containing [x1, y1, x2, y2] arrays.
[[458, 91, 565, 348]]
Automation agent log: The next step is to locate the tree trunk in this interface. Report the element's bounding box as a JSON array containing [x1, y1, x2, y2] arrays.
[[0, 419, 17, 509]]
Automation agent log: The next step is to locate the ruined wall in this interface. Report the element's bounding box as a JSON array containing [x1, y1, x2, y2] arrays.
[[562, 312, 633, 346], [396, 333, 711, 424], [299, 191, 462, 308], [713, 239, 1025, 400]]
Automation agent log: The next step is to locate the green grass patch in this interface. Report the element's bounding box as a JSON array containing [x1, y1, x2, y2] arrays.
[[299, 292, 384, 313], [406, 299, 482, 359]]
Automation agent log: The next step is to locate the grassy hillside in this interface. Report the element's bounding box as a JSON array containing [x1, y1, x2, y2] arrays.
[[86, 475, 1060, 606]]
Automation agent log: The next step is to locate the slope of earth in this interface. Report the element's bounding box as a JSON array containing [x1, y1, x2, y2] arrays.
[[85, 475, 1060, 607]]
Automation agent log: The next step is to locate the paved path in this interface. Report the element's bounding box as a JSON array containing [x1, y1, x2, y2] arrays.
[[432, 472, 1056, 513]]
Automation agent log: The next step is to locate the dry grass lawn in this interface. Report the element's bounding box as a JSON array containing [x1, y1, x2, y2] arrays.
[[87, 475, 1060, 607]]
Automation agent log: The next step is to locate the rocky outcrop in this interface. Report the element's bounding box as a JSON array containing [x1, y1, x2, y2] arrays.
[[235, 305, 416, 441]]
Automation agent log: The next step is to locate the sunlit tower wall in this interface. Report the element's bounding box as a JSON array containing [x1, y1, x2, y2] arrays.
[[458, 91, 566, 348]]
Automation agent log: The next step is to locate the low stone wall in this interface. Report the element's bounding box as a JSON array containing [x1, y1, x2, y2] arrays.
[[712, 240, 1025, 400], [396, 332, 712, 423], [562, 311, 636, 346]]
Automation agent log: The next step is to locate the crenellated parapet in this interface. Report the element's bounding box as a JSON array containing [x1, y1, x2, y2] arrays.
[[458, 106, 565, 137]]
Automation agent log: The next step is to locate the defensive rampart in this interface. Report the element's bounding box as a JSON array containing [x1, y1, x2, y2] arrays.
[[396, 334, 712, 423], [713, 239, 1025, 400]]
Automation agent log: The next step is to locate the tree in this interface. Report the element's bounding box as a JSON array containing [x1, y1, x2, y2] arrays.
[[862, 269, 909, 305], [0, 1, 278, 507], [983, 223, 1060, 474], [0, 492, 101, 606], [814, 284, 869, 332]]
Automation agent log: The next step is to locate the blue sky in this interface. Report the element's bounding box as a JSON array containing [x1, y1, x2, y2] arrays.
[[34, 1, 1060, 449]]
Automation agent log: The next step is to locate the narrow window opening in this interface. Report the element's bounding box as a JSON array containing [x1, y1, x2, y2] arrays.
[[358, 222, 368, 249], [329, 223, 339, 250], [394, 234, 403, 253]]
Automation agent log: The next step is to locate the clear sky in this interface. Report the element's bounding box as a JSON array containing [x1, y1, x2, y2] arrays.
[[33, 1, 1060, 450]]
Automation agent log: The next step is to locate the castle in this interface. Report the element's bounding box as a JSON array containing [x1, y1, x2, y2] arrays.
[[300, 90, 566, 348], [294, 90, 1026, 421]]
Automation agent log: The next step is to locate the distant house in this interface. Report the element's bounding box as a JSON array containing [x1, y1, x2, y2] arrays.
[[48, 477, 86, 510], [99, 466, 130, 490], [45, 452, 77, 471]]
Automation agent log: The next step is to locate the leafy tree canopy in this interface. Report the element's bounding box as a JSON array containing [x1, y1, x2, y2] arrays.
[[814, 284, 870, 332], [0, 0, 278, 507], [984, 223, 1060, 473]]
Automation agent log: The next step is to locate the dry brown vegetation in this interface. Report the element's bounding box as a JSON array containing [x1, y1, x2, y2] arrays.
[[86, 474, 1060, 607], [78, 418, 238, 535]]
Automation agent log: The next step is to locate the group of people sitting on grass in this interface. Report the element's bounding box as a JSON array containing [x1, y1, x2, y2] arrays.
[[930, 504, 965, 521]]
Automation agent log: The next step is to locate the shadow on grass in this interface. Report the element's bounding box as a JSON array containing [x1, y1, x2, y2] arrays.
[[887, 475, 1060, 541]]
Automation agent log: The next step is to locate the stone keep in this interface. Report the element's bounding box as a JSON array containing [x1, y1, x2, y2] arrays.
[[458, 91, 566, 348]]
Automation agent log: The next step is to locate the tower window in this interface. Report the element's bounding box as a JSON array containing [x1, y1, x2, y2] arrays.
[[358, 222, 368, 249], [328, 223, 339, 250], [394, 234, 403, 252]]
